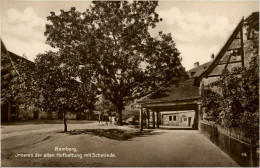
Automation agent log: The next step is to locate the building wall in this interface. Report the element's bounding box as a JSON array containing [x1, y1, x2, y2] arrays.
[[198, 14, 259, 166], [160, 111, 195, 127], [38, 111, 85, 120], [201, 22, 258, 89], [200, 20, 258, 121]]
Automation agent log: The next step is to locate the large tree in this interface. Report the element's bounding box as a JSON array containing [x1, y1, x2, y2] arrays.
[[44, 1, 186, 125], [2, 49, 97, 131], [34, 51, 98, 132]]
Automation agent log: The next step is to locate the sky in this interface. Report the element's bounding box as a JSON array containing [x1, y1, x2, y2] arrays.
[[1, 0, 259, 71]]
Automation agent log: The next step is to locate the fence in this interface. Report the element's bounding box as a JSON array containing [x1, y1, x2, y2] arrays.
[[200, 121, 259, 167]]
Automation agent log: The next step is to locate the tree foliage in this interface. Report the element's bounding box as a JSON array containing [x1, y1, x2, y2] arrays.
[[34, 51, 98, 131], [1, 49, 98, 131], [201, 39, 259, 139], [95, 95, 117, 117], [44, 1, 185, 125], [1, 51, 36, 119]]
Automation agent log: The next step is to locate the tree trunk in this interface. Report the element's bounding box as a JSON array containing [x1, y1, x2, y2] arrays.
[[118, 109, 123, 126], [16, 103, 19, 121], [139, 108, 143, 131], [7, 101, 11, 121], [62, 109, 67, 132]]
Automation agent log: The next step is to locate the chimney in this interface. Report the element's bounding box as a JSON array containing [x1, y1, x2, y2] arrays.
[[211, 53, 215, 61], [194, 62, 199, 68]]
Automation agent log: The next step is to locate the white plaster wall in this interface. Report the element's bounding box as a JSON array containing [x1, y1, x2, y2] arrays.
[[161, 110, 195, 127]]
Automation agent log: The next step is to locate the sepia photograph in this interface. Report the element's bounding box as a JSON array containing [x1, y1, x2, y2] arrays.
[[0, 0, 259, 167]]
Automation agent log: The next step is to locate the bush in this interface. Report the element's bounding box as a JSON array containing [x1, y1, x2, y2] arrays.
[[201, 40, 259, 140]]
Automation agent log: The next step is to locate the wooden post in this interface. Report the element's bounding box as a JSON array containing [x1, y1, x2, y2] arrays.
[[139, 108, 143, 131], [156, 111, 160, 128], [191, 103, 202, 130], [197, 103, 202, 131], [146, 109, 150, 129], [152, 111, 155, 129]]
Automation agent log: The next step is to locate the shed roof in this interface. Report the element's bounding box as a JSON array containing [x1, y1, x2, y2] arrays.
[[138, 59, 212, 104], [137, 78, 200, 104]]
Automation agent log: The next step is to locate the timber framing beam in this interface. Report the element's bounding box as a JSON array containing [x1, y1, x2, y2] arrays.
[[206, 72, 241, 78], [206, 74, 222, 78], [215, 60, 242, 65], [224, 53, 232, 69], [141, 98, 200, 108], [240, 18, 245, 67], [227, 47, 241, 51], [195, 18, 244, 85]]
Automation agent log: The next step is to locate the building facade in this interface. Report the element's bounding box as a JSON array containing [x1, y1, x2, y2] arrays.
[[161, 110, 195, 127]]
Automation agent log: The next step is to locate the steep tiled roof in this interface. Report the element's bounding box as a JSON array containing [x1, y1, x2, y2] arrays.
[[245, 12, 259, 30], [195, 12, 259, 85]]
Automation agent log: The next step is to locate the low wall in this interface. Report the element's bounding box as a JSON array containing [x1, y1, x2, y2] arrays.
[[200, 121, 259, 167]]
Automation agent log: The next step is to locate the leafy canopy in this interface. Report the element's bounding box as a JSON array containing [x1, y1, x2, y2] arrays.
[[201, 39, 259, 139], [34, 51, 98, 112], [44, 1, 186, 124]]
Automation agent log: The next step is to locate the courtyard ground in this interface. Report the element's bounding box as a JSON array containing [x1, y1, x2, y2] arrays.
[[1, 120, 239, 167]]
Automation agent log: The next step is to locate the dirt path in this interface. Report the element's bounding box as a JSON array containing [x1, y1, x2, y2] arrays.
[[1, 121, 131, 140], [1, 122, 239, 167]]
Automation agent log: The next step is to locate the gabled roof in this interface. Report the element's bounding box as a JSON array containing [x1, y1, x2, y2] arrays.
[[195, 11, 259, 86], [137, 78, 200, 104], [1, 39, 8, 54], [194, 18, 245, 85], [245, 12, 259, 30], [1, 38, 33, 64], [187, 61, 212, 78]]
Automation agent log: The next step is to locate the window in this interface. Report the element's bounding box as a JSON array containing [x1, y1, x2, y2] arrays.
[[169, 116, 172, 121], [173, 116, 177, 121], [230, 49, 241, 57], [183, 118, 187, 122]]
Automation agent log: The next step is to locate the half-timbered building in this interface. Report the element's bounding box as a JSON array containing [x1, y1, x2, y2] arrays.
[[137, 12, 259, 167]]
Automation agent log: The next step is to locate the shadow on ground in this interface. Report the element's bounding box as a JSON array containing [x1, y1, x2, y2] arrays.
[[159, 127, 194, 130], [64, 129, 164, 141], [1, 119, 95, 125]]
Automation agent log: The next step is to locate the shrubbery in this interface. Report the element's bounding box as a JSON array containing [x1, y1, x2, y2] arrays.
[[201, 40, 259, 140]]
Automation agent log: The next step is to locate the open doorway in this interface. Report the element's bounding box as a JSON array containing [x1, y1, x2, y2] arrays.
[[188, 117, 192, 127]]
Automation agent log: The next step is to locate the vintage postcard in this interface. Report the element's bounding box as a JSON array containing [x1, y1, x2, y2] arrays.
[[1, 0, 259, 167]]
